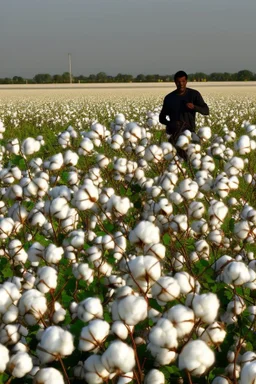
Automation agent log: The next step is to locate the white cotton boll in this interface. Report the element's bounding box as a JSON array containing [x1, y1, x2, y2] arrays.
[[127, 255, 161, 291], [222, 261, 250, 286], [188, 201, 205, 219], [144, 145, 163, 163], [208, 200, 228, 226], [164, 304, 195, 338], [207, 229, 223, 246], [2, 304, 19, 323], [211, 376, 230, 384], [8, 351, 33, 378], [112, 295, 148, 325], [48, 197, 70, 220], [107, 195, 132, 217], [143, 243, 166, 260], [79, 319, 110, 352], [144, 369, 165, 384], [198, 126, 211, 141], [63, 150, 79, 166], [147, 342, 177, 365], [52, 302, 66, 324], [174, 272, 196, 295], [234, 220, 250, 240], [179, 178, 199, 200], [151, 276, 180, 305], [192, 293, 220, 323], [36, 266, 58, 293], [168, 191, 184, 205], [101, 340, 135, 374], [234, 135, 251, 154], [34, 367, 65, 384], [172, 252, 185, 271], [200, 322, 226, 346], [191, 219, 209, 235], [179, 339, 215, 376], [116, 371, 133, 384], [0, 217, 15, 239], [0, 282, 21, 314], [18, 289, 47, 325], [129, 220, 160, 245], [43, 244, 64, 264], [84, 354, 110, 383], [195, 239, 210, 260], [21, 137, 40, 156], [6, 138, 20, 155], [27, 242, 44, 266], [111, 321, 130, 340], [73, 263, 94, 283], [77, 297, 103, 322], [225, 363, 241, 379], [176, 133, 190, 149], [170, 214, 188, 233], [0, 344, 9, 372], [226, 295, 246, 315], [36, 326, 74, 364]]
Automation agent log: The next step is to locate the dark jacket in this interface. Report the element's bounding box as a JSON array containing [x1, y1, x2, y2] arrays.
[[159, 88, 209, 133]]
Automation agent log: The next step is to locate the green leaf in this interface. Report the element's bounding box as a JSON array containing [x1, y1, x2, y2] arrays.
[[162, 233, 171, 245], [229, 218, 235, 232]]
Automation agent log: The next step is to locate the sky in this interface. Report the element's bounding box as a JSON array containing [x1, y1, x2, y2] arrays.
[[1, 0, 256, 78]]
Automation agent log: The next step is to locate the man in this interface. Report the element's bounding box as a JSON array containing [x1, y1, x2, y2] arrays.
[[159, 70, 209, 159]]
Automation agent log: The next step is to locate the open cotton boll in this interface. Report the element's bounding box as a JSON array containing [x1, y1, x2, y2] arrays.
[[149, 318, 178, 349], [77, 297, 103, 322], [72, 263, 94, 283], [27, 242, 45, 266], [111, 295, 148, 325], [36, 326, 74, 364], [143, 243, 166, 260], [106, 195, 132, 217], [192, 293, 220, 324], [144, 145, 163, 163], [0, 282, 21, 314], [111, 321, 129, 340], [164, 304, 195, 338], [174, 272, 197, 295], [178, 178, 199, 200], [127, 255, 161, 291], [234, 220, 251, 240], [6, 138, 20, 155], [101, 340, 135, 374], [52, 302, 66, 324], [0, 344, 9, 372], [211, 376, 230, 384], [84, 354, 110, 384], [179, 339, 215, 376], [43, 243, 64, 264], [151, 276, 180, 305], [188, 201, 205, 219], [147, 342, 177, 365], [199, 322, 226, 346], [79, 319, 110, 352], [44, 152, 64, 171], [36, 266, 58, 293], [21, 137, 40, 156], [63, 149, 79, 166], [0, 217, 15, 239], [78, 137, 94, 155], [72, 183, 99, 211], [170, 214, 188, 233], [234, 135, 251, 154], [144, 369, 165, 384], [8, 351, 33, 378], [34, 367, 65, 384], [208, 200, 228, 226], [198, 126, 212, 141], [116, 371, 133, 384], [222, 261, 250, 286], [129, 220, 160, 245], [18, 289, 47, 325]]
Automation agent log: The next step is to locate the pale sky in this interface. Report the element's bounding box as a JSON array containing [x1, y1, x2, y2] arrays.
[[1, 0, 256, 78]]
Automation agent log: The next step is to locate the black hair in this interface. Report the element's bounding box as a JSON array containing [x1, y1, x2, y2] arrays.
[[174, 71, 188, 81]]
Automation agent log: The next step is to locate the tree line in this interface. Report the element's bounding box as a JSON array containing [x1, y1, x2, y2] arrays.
[[1, 70, 256, 84]]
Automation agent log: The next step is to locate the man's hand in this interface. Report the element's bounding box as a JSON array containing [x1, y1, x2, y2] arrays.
[[186, 103, 195, 110]]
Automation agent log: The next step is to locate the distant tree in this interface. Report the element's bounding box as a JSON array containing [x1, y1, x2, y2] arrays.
[[34, 74, 53, 83], [115, 73, 133, 82], [53, 74, 63, 83], [61, 72, 71, 83], [135, 74, 146, 82], [96, 72, 108, 83], [236, 70, 255, 81], [12, 76, 25, 84]]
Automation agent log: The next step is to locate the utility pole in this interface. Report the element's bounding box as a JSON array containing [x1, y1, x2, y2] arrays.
[[68, 53, 72, 84]]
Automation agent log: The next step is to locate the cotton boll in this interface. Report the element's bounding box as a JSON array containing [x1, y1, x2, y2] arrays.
[[144, 369, 165, 384], [198, 126, 211, 141], [73, 263, 94, 283], [170, 214, 188, 233], [222, 261, 250, 286], [34, 367, 65, 384], [112, 295, 148, 325], [8, 351, 33, 378], [179, 178, 199, 200], [21, 137, 40, 156], [2, 304, 19, 323], [179, 340, 215, 376], [199, 322, 226, 346], [174, 272, 196, 295], [43, 244, 64, 264], [79, 319, 110, 352], [27, 242, 45, 266], [192, 293, 220, 324], [0, 344, 9, 373], [143, 243, 166, 260], [164, 304, 195, 338], [168, 191, 184, 205], [36, 326, 74, 364], [127, 255, 161, 292], [77, 297, 103, 322], [129, 220, 160, 245], [111, 321, 129, 340], [101, 340, 135, 374], [0, 281, 21, 314], [234, 220, 250, 240], [147, 342, 177, 365], [234, 135, 251, 154], [188, 201, 205, 219], [151, 276, 180, 305], [18, 289, 47, 325], [212, 376, 230, 384], [36, 266, 58, 293], [84, 354, 110, 384], [0, 217, 15, 239]]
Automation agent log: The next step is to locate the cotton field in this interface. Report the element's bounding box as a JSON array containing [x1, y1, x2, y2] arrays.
[[0, 85, 256, 383]]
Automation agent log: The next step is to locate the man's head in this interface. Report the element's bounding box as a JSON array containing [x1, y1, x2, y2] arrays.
[[174, 70, 188, 94]]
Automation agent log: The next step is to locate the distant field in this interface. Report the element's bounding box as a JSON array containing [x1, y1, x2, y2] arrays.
[[0, 82, 255, 100]]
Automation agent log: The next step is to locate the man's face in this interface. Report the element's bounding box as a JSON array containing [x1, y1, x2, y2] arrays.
[[175, 76, 187, 93]]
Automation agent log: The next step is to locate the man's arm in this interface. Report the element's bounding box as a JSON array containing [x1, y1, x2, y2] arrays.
[[159, 97, 170, 125], [193, 92, 209, 115]]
